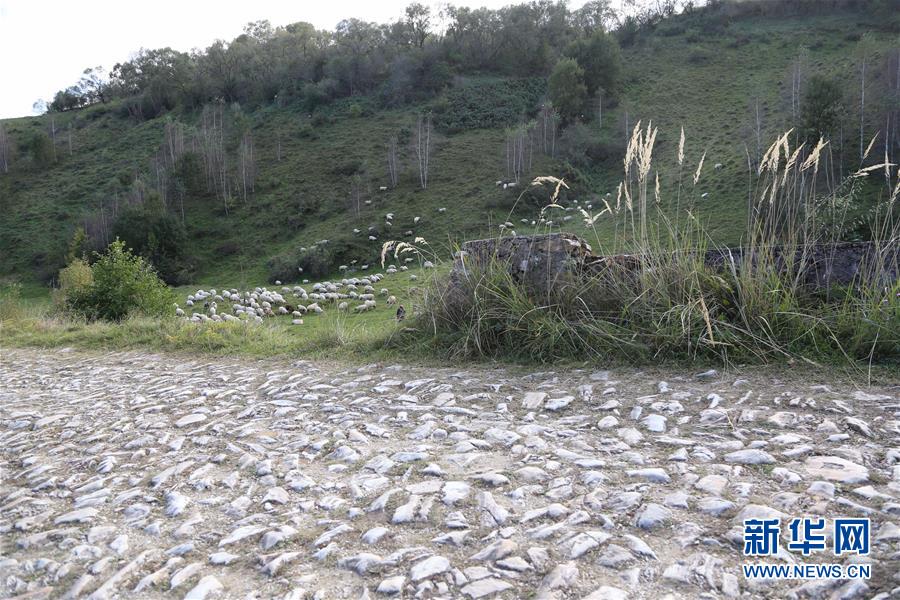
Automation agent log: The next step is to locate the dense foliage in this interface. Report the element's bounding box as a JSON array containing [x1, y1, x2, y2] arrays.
[[43, 2, 622, 118], [111, 197, 191, 285], [64, 240, 174, 321], [432, 78, 547, 132]]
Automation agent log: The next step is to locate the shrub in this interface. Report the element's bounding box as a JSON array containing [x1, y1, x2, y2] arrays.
[[111, 198, 191, 284], [24, 131, 56, 168], [548, 58, 588, 122], [65, 240, 174, 321], [54, 258, 93, 309], [432, 78, 545, 133]]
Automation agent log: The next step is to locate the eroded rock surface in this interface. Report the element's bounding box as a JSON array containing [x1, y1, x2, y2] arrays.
[[1, 348, 899, 598]]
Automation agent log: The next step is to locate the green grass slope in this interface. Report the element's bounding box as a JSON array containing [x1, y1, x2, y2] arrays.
[[1, 7, 897, 291]]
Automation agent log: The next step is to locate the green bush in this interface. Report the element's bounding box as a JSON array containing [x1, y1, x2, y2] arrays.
[[548, 58, 588, 122], [54, 258, 93, 309], [433, 78, 546, 133], [66, 240, 174, 321], [112, 197, 191, 284]]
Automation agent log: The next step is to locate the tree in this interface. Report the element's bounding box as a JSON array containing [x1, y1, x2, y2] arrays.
[[564, 31, 622, 98], [112, 196, 189, 284], [237, 130, 256, 202], [573, 1, 619, 34], [414, 112, 432, 190], [26, 131, 55, 168], [386, 135, 400, 187], [801, 75, 844, 141], [405, 3, 431, 48], [78, 67, 108, 104], [548, 58, 588, 122]]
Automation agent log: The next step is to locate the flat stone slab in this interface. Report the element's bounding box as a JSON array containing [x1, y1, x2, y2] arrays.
[[804, 455, 869, 484]]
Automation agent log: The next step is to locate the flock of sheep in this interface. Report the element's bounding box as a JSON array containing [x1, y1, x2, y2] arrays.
[[173, 204, 451, 324], [175, 273, 401, 325]]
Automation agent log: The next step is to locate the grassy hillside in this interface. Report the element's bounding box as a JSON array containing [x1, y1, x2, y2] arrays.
[[1, 6, 897, 293]]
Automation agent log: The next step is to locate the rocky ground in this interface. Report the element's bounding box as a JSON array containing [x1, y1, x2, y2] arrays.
[[1, 348, 898, 600]]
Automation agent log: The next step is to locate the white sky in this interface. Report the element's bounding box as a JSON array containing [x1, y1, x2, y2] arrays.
[[0, 0, 602, 119]]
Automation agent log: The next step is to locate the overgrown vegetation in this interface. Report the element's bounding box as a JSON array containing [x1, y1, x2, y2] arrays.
[[412, 127, 899, 366], [63, 239, 175, 321]]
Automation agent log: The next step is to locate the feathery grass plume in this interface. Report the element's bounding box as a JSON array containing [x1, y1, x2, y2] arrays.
[[862, 133, 878, 161], [412, 126, 899, 368], [677, 126, 685, 167], [801, 138, 828, 171], [693, 151, 706, 185], [853, 162, 896, 178]]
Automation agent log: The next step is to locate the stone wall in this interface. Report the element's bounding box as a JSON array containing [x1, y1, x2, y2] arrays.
[[449, 233, 899, 296]]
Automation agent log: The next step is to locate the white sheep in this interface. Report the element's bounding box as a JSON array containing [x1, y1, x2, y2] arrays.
[[338, 302, 349, 311], [387, 295, 397, 305]]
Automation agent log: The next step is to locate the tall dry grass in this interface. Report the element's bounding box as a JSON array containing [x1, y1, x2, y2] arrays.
[[411, 124, 899, 366]]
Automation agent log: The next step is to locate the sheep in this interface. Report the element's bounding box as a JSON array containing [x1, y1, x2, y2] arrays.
[[338, 302, 349, 312], [410, 274, 418, 280], [413, 216, 421, 224], [423, 261, 434, 269], [379, 288, 389, 296], [379, 186, 388, 191], [438, 207, 446, 212], [387, 295, 397, 305], [308, 302, 324, 314], [277, 306, 288, 315], [292, 319, 304, 325], [714, 163, 724, 170], [368, 235, 377, 241], [175, 307, 185, 317]]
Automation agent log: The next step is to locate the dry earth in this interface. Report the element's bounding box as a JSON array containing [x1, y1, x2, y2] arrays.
[[1, 347, 899, 599]]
